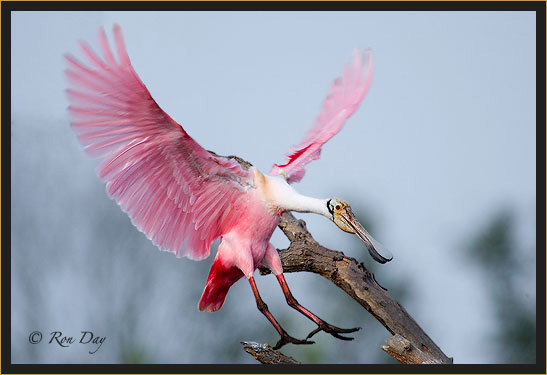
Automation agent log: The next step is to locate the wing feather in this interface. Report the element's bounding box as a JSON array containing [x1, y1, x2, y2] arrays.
[[66, 25, 253, 260], [270, 49, 374, 183]]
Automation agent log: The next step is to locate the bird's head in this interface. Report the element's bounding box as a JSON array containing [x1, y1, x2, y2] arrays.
[[326, 198, 393, 264]]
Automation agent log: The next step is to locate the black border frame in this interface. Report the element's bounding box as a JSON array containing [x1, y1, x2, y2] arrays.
[[2, 1, 545, 373]]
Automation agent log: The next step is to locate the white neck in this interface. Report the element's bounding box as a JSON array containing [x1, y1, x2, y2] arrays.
[[258, 173, 331, 218], [285, 194, 331, 218]]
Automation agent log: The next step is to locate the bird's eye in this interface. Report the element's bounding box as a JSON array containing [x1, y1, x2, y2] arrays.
[[335, 205, 340, 210]]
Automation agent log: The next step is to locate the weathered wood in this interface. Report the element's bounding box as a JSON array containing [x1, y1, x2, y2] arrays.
[[253, 212, 453, 365], [382, 334, 446, 364], [241, 341, 301, 364]]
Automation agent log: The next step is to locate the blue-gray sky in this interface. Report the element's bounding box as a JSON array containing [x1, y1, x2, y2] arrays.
[[11, 11, 536, 364]]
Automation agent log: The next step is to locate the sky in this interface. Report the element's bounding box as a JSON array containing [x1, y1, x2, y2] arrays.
[[10, 11, 536, 364]]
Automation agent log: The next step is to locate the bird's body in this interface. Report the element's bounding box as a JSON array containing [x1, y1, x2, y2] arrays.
[[66, 24, 392, 349], [199, 168, 332, 312], [199, 173, 280, 312]]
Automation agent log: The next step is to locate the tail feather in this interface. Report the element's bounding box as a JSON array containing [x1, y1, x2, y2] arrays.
[[198, 259, 244, 312]]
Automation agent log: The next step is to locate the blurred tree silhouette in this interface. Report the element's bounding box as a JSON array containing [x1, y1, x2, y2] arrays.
[[467, 209, 536, 363]]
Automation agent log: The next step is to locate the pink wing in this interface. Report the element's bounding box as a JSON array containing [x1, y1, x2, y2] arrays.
[[270, 49, 374, 183], [66, 25, 254, 260]]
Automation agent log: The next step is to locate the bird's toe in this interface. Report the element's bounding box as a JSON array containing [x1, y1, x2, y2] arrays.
[[273, 334, 315, 350], [307, 323, 361, 340]]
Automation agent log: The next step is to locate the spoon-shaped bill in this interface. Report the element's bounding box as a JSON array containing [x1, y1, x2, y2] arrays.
[[340, 209, 393, 264], [354, 225, 393, 264]]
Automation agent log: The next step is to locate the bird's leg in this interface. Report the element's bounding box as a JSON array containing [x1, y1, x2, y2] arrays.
[[275, 274, 360, 341], [248, 276, 314, 350]]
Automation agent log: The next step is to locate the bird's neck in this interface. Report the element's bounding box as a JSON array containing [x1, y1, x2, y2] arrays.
[[284, 194, 331, 218], [255, 170, 331, 218]]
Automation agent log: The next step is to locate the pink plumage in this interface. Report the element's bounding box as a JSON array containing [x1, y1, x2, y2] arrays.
[[66, 25, 383, 349], [66, 24, 254, 261], [270, 49, 374, 183]]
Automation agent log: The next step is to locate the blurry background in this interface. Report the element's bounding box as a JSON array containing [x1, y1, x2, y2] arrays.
[[11, 11, 536, 364]]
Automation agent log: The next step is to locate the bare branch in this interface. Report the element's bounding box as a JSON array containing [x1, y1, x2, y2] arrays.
[[252, 212, 453, 365], [226, 149, 452, 364], [241, 341, 301, 364], [382, 334, 446, 364]]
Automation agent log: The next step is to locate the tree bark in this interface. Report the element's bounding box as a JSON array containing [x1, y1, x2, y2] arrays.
[[241, 342, 301, 364], [249, 212, 453, 365]]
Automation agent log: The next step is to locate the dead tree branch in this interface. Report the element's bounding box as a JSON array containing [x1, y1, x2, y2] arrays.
[[241, 341, 301, 364], [216, 155, 452, 364], [381, 334, 446, 364], [250, 212, 453, 365]]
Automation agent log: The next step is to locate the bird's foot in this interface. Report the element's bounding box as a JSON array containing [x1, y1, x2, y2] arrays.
[[273, 332, 315, 350], [306, 321, 361, 341]]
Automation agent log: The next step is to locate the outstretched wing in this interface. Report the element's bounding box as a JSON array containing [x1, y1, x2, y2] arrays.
[[66, 24, 254, 260], [270, 49, 374, 183]]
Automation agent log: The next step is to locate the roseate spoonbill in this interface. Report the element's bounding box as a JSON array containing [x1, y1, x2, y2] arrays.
[[65, 25, 393, 349]]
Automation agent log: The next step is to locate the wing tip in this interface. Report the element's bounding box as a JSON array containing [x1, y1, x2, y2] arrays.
[[271, 47, 375, 184]]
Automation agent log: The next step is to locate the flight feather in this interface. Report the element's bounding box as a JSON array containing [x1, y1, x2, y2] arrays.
[[66, 25, 253, 260], [270, 49, 374, 183]]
